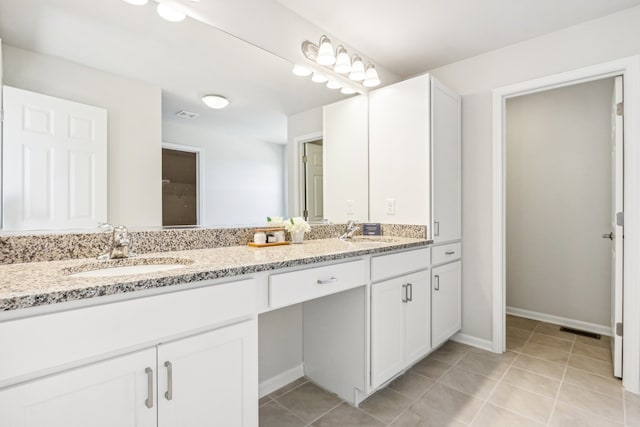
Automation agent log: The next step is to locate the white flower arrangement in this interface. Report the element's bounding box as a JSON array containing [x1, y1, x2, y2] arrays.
[[285, 217, 311, 234]]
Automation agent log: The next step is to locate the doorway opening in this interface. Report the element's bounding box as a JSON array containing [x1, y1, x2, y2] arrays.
[[161, 144, 202, 226], [301, 139, 324, 222]]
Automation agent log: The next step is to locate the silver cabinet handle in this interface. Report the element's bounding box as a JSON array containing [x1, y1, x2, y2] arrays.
[[317, 277, 338, 285], [402, 284, 408, 303], [407, 283, 413, 302], [434, 275, 440, 291], [445, 250, 455, 255], [145, 367, 154, 409], [434, 221, 440, 237], [164, 361, 173, 401]]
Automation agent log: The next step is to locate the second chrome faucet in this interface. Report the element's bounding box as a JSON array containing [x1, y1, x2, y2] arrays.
[[97, 223, 137, 260]]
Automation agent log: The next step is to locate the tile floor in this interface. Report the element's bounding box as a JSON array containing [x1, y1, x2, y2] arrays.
[[259, 315, 640, 426]]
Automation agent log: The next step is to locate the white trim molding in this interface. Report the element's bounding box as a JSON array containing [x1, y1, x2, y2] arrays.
[[161, 142, 205, 226], [292, 132, 323, 218], [492, 56, 640, 393], [506, 307, 611, 337], [258, 364, 304, 398], [452, 332, 493, 352]]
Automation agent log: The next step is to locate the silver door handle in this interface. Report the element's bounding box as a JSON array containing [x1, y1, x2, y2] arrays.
[[317, 277, 338, 285], [402, 284, 408, 303], [434, 221, 440, 237], [164, 361, 173, 401], [445, 250, 455, 255], [407, 283, 413, 302], [145, 367, 154, 409], [602, 232, 614, 240], [434, 275, 440, 291]]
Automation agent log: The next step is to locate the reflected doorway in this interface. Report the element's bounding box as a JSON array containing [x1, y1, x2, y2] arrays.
[[162, 144, 202, 226], [302, 139, 324, 222]]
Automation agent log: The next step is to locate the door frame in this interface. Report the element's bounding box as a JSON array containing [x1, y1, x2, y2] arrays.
[[491, 56, 640, 393], [161, 142, 205, 226], [293, 132, 323, 219]]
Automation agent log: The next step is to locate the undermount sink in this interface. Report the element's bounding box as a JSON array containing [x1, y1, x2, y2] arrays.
[[67, 257, 192, 278], [342, 236, 400, 244]]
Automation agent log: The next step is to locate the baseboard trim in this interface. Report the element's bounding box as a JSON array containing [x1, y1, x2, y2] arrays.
[[452, 332, 494, 352], [506, 306, 611, 336], [259, 364, 305, 398]]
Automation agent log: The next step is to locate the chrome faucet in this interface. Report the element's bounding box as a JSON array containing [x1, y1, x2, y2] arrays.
[[97, 223, 137, 260], [339, 220, 360, 239]]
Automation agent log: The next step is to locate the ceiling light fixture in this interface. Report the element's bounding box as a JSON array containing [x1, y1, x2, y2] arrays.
[[297, 35, 380, 92], [122, 0, 148, 5], [202, 94, 230, 109], [157, 2, 186, 22]]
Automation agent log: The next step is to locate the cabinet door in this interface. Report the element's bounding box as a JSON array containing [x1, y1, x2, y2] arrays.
[[432, 261, 462, 348], [0, 348, 157, 427], [431, 78, 461, 242], [371, 277, 405, 389], [158, 320, 258, 427], [404, 270, 431, 365]]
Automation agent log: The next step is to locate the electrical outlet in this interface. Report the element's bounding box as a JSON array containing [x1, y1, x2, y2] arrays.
[[385, 198, 396, 215], [346, 200, 355, 215]]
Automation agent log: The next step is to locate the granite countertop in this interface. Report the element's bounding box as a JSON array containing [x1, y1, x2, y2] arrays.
[[0, 237, 430, 312]]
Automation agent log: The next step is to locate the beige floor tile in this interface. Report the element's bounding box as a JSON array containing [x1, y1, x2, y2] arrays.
[[507, 326, 533, 340], [572, 341, 613, 363], [557, 382, 623, 423], [411, 357, 452, 380], [468, 348, 517, 363], [549, 400, 623, 427], [529, 333, 574, 352], [413, 383, 484, 424], [563, 367, 623, 397], [568, 353, 613, 377], [575, 334, 611, 349], [521, 342, 571, 364], [359, 388, 413, 424], [512, 354, 566, 380], [259, 396, 273, 407], [534, 323, 577, 341], [489, 382, 555, 423], [276, 382, 342, 423], [429, 344, 469, 365], [268, 377, 308, 398], [390, 407, 466, 427], [312, 403, 384, 427], [506, 335, 528, 352], [625, 391, 640, 427], [259, 401, 306, 427], [438, 367, 498, 399], [455, 352, 512, 379], [471, 403, 544, 427], [389, 371, 435, 400], [507, 315, 538, 331], [501, 366, 560, 398]]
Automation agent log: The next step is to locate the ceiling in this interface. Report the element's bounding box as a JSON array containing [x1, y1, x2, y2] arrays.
[[274, 0, 640, 77]]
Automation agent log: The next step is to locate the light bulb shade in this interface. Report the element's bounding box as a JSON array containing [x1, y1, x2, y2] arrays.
[[292, 64, 312, 77], [202, 95, 230, 109], [341, 87, 356, 95], [349, 55, 366, 81], [333, 46, 351, 74], [363, 64, 381, 87], [311, 72, 328, 83], [122, 0, 148, 5], [316, 36, 336, 66], [157, 2, 186, 22], [326, 80, 341, 90]]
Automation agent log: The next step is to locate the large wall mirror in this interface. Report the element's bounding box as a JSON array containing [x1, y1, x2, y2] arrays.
[[0, 0, 365, 232]]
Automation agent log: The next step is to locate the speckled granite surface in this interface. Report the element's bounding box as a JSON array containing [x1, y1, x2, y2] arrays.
[[0, 224, 427, 264], [0, 237, 430, 312]]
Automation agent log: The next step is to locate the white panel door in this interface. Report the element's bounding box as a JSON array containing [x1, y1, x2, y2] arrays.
[[404, 270, 431, 365], [611, 76, 624, 378], [432, 261, 462, 348], [304, 142, 324, 222], [2, 86, 107, 230], [371, 276, 405, 389], [431, 78, 462, 242], [0, 349, 157, 427], [157, 320, 258, 427]]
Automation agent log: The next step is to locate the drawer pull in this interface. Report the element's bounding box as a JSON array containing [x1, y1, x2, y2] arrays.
[[445, 250, 455, 255], [145, 367, 154, 409], [164, 361, 173, 401], [317, 277, 338, 285]]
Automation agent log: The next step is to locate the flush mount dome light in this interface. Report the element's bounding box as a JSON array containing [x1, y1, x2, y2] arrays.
[[202, 95, 230, 109], [157, 2, 186, 22], [122, 0, 148, 4]]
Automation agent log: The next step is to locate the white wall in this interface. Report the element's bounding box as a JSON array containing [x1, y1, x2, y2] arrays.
[[506, 79, 614, 327], [2, 45, 162, 227], [2, 45, 162, 228], [258, 305, 302, 384], [163, 121, 286, 226], [429, 5, 640, 341], [287, 107, 322, 218]]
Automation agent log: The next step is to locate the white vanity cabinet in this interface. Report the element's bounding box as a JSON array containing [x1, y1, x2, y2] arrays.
[[431, 258, 462, 349]]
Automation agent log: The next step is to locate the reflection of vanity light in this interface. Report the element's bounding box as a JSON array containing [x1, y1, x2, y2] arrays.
[[292, 65, 312, 77], [122, 0, 148, 5], [202, 94, 230, 109], [341, 87, 357, 95], [311, 73, 329, 83], [157, 3, 186, 22], [326, 80, 341, 90]]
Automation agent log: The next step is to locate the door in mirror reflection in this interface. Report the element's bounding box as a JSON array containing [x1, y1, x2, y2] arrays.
[[162, 148, 199, 226], [303, 140, 324, 222]]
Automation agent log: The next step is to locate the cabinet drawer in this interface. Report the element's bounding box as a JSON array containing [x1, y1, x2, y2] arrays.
[[269, 259, 366, 309], [371, 248, 430, 282], [431, 242, 461, 265]]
